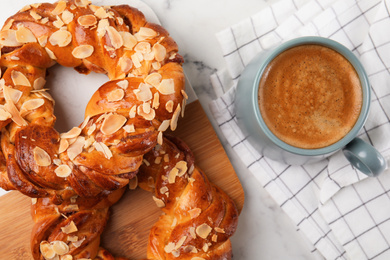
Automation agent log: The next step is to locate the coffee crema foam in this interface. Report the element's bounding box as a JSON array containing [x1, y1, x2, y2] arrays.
[[258, 44, 363, 149]]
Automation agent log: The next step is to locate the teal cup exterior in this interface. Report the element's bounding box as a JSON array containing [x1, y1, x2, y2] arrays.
[[235, 36, 387, 176]]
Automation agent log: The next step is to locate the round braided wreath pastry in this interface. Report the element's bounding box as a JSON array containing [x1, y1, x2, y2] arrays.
[[0, 1, 239, 259]]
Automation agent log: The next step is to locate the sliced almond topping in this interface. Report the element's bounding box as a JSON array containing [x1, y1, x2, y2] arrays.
[[170, 104, 181, 131], [53, 158, 61, 166], [157, 79, 175, 95], [11, 70, 31, 87], [97, 18, 109, 38], [118, 56, 132, 73], [129, 105, 137, 118], [152, 61, 161, 70], [87, 123, 96, 136], [75, 0, 91, 7], [0, 107, 11, 121], [137, 103, 155, 121], [84, 136, 94, 149], [94, 6, 108, 19], [202, 243, 209, 253], [52, 0, 67, 16], [175, 236, 187, 250], [72, 45, 94, 59], [153, 196, 165, 208], [15, 26, 37, 44], [158, 120, 170, 132], [49, 30, 72, 47], [175, 161, 187, 177], [93, 141, 112, 159], [153, 43, 167, 62], [157, 131, 163, 145], [53, 16, 65, 28], [145, 73, 162, 88], [80, 115, 90, 129], [107, 89, 125, 102], [78, 14, 97, 27], [55, 165, 72, 178], [101, 114, 127, 135], [164, 242, 175, 254], [38, 35, 48, 47], [214, 227, 225, 233], [20, 5, 32, 12], [106, 26, 123, 49], [117, 80, 128, 90], [0, 30, 22, 47], [165, 100, 174, 113], [4, 86, 23, 104], [134, 42, 151, 54], [120, 31, 137, 49], [33, 146, 51, 167], [34, 77, 46, 90], [61, 10, 74, 24], [41, 17, 49, 24], [123, 124, 135, 133], [196, 224, 212, 239], [45, 47, 57, 60], [168, 167, 178, 184], [131, 53, 142, 68], [189, 227, 196, 239], [40, 241, 56, 259], [61, 127, 81, 139], [152, 92, 160, 109], [61, 221, 78, 234], [67, 136, 85, 160], [61, 255, 73, 260], [31, 198, 37, 205], [3, 88, 27, 126], [136, 27, 157, 41], [160, 186, 168, 194], [51, 240, 69, 256], [20, 98, 44, 116], [189, 208, 202, 219], [129, 176, 138, 190], [134, 83, 152, 102], [72, 237, 85, 248]]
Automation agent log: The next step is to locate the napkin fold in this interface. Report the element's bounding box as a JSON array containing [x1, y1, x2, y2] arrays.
[[209, 0, 390, 259]]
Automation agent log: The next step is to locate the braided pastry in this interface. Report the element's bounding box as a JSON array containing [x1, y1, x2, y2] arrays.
[[138, 136, 239, 260], [0, 0, 186, 199]]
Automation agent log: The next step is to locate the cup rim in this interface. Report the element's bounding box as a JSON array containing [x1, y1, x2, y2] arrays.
[[252, 36, 371, 156]]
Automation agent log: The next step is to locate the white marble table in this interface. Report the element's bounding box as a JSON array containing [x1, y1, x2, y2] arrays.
[[0, 0, 318, 259], [139, 0, 318, 259]]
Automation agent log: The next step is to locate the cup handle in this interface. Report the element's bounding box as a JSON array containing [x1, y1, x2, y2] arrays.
[[342, 137, 387, 177]]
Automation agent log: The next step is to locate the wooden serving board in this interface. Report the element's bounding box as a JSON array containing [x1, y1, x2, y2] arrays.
[[0, 100, 245, 259]]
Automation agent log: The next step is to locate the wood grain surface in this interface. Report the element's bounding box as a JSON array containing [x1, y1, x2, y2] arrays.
[[0, 100, 245, 259]]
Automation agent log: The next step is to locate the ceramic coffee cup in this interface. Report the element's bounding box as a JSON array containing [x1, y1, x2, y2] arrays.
[[235, 36, 387, 176]]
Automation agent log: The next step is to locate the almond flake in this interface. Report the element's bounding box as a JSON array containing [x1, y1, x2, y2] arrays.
[[61, 255, 72, 260], [53, 158, 61, 166], [20, 5, 32, 12], [41, 17, 49, 24], [72, 237, 85, 248], [67, 136, 85, 160], [61, 127, 81, 139], [196, 224, 212, 239], [118, 56, 132, 73], [58, 139, 69, 154], [134, 42, 151, 54], [80, 115, 90, 129], [33, 146, 51, 167], [53, 16, 65, 28], [61, 221, 78, 234], [153, 43, 166, 62], [145, 73, 162, 88], [165, 100, 174, 113], [152, 62, 161, 70], [137, 103, 155, 121], [129, 105, 137, 118], [168, 167, 178, 184], [72, 45, 94, 59], [51, 240, 69, 255], [93, 141, 112, 159], [137, 27, 157, 40], [0, 107, 11, 121], [20, 98, 44, 116], [152, 92, 160, 109], [116, 80, 128, 90], [15, 26, 36, 43], [158, 120, 170, 132], [52, 1, 67, 16], [34, 77, 46, 90], [157, 131, 163, 145], [164, 242, 175, 254], [62, 11, 74, 24], [189, 208, 202, 219], [153, 196, 165, 208], [45, 47, 57, 60], [134, 83, 152, 102], [31, 198, 37, 205], [120, 31, 137, 49], [214, 227, 225, 233], [175, 236, 187, 250], [175, 161, 187, 177], [49, 30, 72, 47], [129, 176, 138, 190], [157, 79, 175, 95], [3, 87, 27, 126], [78, 14, 97, 27], [101, 114, 127, 135], [55, 165, 71, 178], [97, 19, 109, 38], [38, 35, 48, 47], [202, 243, 209, 253], [189, 227, 196, 239], [106, 26, 123, 49], [4, 86, 23, 103], [160, 186, 168, 194], [107, 89, 124, 102], [123, 124, 135, 133], [170, 104, 181, 131], [0, 30, 22, 47], [87, 123, 96, 136], [11, 70, 31, 87], [94, 6, 108, 19], [40, 241, 56, 259], [131, 53, 142, 68]]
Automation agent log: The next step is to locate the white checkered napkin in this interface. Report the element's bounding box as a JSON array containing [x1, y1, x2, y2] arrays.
[[210, 0, 390, 259]]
